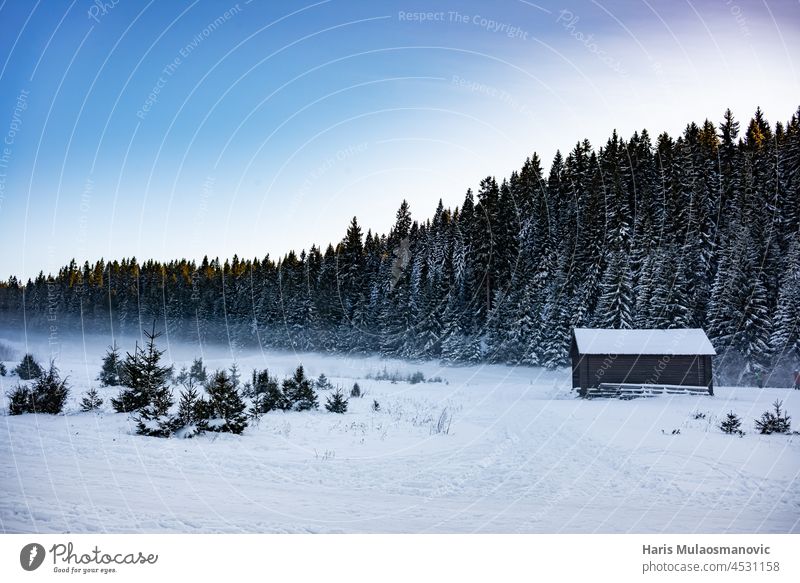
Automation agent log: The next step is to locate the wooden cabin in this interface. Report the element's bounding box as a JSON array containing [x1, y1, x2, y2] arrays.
[[571, 328, 716, 397]]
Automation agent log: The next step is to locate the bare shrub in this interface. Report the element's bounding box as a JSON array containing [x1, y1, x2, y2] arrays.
[[431, 407, 452, 435]]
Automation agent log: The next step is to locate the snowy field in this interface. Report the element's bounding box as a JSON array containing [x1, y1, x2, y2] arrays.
[[0, 332, 798, 534]]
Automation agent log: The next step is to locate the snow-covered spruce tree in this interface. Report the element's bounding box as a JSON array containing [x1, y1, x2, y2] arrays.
[[471, 177, 501, 327], [299, 247, 322, 351], [327, 217, 367, 352], [250, 368, 287, 413], [447, 221, 486, 355], [536, 266, 573, 369], [176, 357, 208, 386], [719, 411, 743, 435], [594, 249, 635, 330], [656, 249, 695, 329], [14, 353, 43, 380], [282, 365, 318, 411], [594, 132, 635, 330], [754, 400, 791, 435], [174, 380, 201, 438], [174, 365, 189, 385], [350, 382, 361, 398], [111, 342, 142, 412], [196, 370, 248, 434], [324, 388, 348, 413], [439, 229, 470, 363], [709, 140, 776, 384], [97, 342, 123, 386], [0, 362, 7, 376], [737, 271, 773, 386], [315, 373, 333, 390], [247, 392, 264, 421], [80, 388, 104, 412], [111, 327, 173, 413], [189, 357, 207, 384], [29, 361, 69, 414], [379, 266, 416, 358], [6, 384, 34, 415], [770, 237, 800, 365], [634, 250, 658, 328], [228, 362, 241, 389], [134, 380, 176, 438]]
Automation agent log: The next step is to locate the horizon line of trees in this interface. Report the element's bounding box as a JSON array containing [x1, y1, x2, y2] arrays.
[[1, 106, 798, 386]]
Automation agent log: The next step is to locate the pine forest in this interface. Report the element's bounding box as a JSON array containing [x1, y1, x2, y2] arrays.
[[2, 107, 799, 386]]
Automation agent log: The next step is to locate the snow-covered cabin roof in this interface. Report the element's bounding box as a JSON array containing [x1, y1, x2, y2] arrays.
[[572, 328, 716, 356]]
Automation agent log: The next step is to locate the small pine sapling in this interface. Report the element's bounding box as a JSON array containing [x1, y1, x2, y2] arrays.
[[408, 371, 425, 384], [229, 362, 241, 389], [134, 362, 176, 438], [6, 384, 33, 415], [240, 380, 254, 399], [197, 370, 248, 434], [265, 380, 289, 412], [135, 389, 176, 437], [251, 368, 287, 412], [174, 366, 189, 385], [325, 388, 348, 414], [14, 353, 43, 380], [754, 400, 792, 435], [719, 411, 743, 435], [189, 357, 207, 383], [116, 342, 138, 389], [315, 373, 333, 390], [111, 326, 172, 413], [111, 344, 142, 413], [371, 399, 380, 412], [97, 342, 123, 386], [248, 393, 265, 421], [350, 382, 361, 398], [175, 380, 202, 438], [29, 361, 70, 414], [81, 388, 104, 412], [283, 365, 318, 411], [33, 361, 70, 414]]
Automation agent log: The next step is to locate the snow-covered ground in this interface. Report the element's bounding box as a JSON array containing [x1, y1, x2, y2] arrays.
[[0, 332, 798, 533]]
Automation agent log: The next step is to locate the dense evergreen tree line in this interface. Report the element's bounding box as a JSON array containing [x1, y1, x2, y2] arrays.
[[1, 108, 798, 385]]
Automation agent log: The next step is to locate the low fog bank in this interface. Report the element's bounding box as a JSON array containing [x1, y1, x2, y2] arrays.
[[0, 325, 502, 389], [1, 323, 798, 390]]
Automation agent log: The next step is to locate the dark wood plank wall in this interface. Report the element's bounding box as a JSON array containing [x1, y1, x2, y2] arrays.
[[570, 335, 714, 395], [586, 354, 703, 385]]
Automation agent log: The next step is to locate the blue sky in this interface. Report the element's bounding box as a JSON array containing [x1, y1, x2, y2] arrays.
[[0, 0, 798, 280]]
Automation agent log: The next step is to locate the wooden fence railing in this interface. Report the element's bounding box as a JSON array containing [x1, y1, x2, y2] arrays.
[[584, 383, 712, 399]]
